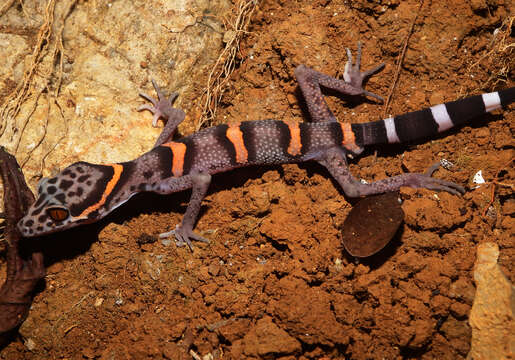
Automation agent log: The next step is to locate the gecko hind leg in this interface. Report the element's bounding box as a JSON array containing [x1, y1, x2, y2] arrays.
[[138, 79, 186, 147], [318, 147, 465, 197]]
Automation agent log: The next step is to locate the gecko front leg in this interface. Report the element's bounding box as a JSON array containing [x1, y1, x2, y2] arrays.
[[138, 80, 186, 147], [149, 173, 212, 250]]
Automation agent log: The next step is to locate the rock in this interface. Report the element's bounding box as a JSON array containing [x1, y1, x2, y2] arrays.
[[242, 316, 301, 358], [139, 254, 163, 281], [440, 316, 471, 356], [467, 242, 514, 360], [270, 278, 349, 346], [469, 0, 487, 11], [0, 0, 231, 195], [24, 338, 36, 351], [46, 262, 64, 274], [401, 188, 469, 230]]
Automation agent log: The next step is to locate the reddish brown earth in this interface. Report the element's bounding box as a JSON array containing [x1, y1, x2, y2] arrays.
[[1, 0, 514, 359]]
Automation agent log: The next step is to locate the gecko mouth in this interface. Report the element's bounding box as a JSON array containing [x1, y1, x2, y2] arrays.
[[17, 215, 97, 238], [17, 221, 38, 237], [17, 221, 58, 237]]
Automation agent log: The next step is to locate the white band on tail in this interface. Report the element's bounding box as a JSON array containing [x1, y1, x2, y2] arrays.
[[430, 104, 453, 132], [482, 92, 501, 112], [384, 117, 400, 143]]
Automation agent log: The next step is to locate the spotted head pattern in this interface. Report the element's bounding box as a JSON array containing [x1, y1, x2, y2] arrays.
[[17, 162, 127, 236]]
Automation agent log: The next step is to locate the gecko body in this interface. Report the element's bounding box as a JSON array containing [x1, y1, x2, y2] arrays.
[[18, 44, 515, 248]]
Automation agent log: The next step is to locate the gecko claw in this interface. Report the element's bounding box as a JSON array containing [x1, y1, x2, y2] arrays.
[[138, 79, 183, 128], [160, 225, 210, 251], [137, 103, 162, 127], [169, 92, 179, 103], [407, 162, 466, 195], [343, 42, 385, 102], [139, 92, 157, 106]]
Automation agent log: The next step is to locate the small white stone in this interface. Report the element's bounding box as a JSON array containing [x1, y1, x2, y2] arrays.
[[94, 297, 104, 307], [473, 170, 485, 185], [24, 338, 36, 351]]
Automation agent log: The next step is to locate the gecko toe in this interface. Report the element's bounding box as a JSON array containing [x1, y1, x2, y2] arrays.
[[420, 162, 466, 195], [139, 81, 181, 128], [362, 90, 384, 102], [362, 63, 385, 78], [160, 225, 210, 251], [151, 79, 167, 101], [169, 92, 179, 103], [139, 92, 157, 106], [342, 43, 384, 99], [412, 173, 466, 195]]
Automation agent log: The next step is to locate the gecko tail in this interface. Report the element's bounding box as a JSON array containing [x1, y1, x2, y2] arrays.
[[351, 87, 515, 146]]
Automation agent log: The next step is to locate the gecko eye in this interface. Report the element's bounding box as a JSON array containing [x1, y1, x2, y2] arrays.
[[46, 207, 69, 222]]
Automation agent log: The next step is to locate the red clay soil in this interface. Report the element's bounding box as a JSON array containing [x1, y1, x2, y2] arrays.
[[1, 0, 514, 359]]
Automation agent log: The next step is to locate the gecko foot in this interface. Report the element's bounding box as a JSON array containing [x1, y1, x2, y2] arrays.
[[406, 162, 466, 196], [343, 42, 385, 102], [159, 224, 210, 251], [138, 79, 180, 127]]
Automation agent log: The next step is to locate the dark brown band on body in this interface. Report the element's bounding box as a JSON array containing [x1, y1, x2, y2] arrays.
[[352, 121, 388, 146], [276, 121, 292, 159], [239, 121, 257, 163], [154, 145, 174, 179], [214, 124, 237, 166], [104, 161, 136, 209]]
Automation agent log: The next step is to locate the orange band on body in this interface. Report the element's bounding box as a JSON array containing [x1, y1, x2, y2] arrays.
[[340, 123, 360, 152], [163, 142, 187, 177], [79, 164, 123, 218], [226, 122, 248, 163], [285, 120, 302, 156]]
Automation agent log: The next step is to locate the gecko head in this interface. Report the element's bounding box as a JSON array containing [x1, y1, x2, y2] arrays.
[[17, 162, 115, 237]]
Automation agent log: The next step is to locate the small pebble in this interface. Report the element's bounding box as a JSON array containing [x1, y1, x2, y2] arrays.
[[24, 338, 36, 351], [161, 238, 172, 246]]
